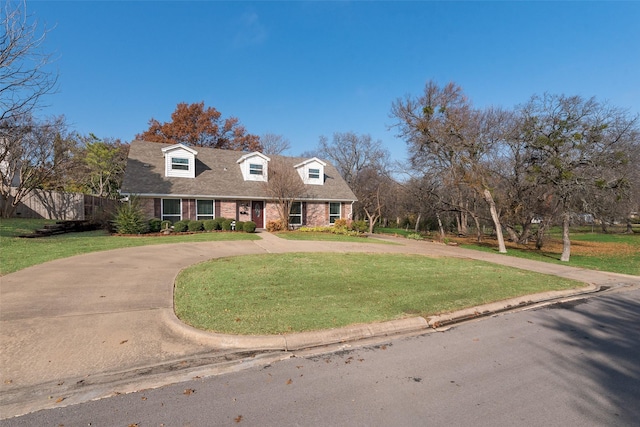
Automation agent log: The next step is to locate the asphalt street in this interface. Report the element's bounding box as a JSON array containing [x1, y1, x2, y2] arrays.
[[3, 286, 639, 427]]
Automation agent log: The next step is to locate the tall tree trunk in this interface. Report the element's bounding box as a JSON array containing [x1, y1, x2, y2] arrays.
[[414, 212, 421, 233], [535, 220, 547, 250], [505, 225, 519, 243], [561, 213, 571, 262], [518, 222, 533, 244], [471, 213, 482, 242], [600, 218, 608, 233], [436, 211, 445, 241], [626, 217, 634, 234], [483, 189, 507, 253], [457, 203, 468, 236]]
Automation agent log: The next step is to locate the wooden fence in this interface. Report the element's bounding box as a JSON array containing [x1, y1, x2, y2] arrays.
[[3, 190, 119, 221]]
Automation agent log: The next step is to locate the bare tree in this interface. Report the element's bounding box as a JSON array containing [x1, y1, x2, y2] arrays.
[[0, 114, 69, 217], [1, 0, 57, 121], [316, 132, 391, 224], [517, 93, 639, 261], [391, 81, 508, 253], [262, 156, 306, 229], [355, 166, 392, 233], [260, 133, 291, 155], [317, 132, 389, 188]]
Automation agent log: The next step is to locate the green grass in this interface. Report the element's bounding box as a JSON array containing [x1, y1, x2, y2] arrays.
[[0, 218, 259, 275], [174, 253, 583, 335], [274, 230, 390, 243], [458, 231, 640, 276], [374, 227, 417, 238]]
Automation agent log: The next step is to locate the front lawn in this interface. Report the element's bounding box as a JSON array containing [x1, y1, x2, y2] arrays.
[[274, 230, 391, 243], [174, 253, 583, 335], [454, 232, 640, 276], [0, 218, 259, 275]]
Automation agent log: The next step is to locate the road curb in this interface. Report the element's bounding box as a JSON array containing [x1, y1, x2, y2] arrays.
[[163, 284, 602, 351], [426, 283, 600, 328], [163, 309, 431, 351]]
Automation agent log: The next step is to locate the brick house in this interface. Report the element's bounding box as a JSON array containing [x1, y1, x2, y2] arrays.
[[120, 140, 357, 228]]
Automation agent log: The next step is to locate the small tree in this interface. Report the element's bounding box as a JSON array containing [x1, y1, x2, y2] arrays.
[[113, 197, 148, 234], [0, 114, 69, 218], [263, 157, 306, 230]]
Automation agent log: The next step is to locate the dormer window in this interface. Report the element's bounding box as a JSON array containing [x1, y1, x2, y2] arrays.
[[161, 143, 198, 178], [295, 157, 326, 185], [249, 163, 263, 175], [171, 157, 190, 171], [308, 168, 320, 180], [237, 152, 270, 182]]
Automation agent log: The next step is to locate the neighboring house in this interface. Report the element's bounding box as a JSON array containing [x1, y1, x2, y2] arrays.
[[120, 140, 357, 228]]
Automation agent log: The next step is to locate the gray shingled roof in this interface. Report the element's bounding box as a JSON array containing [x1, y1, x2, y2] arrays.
[[121, 140, 357, 202]]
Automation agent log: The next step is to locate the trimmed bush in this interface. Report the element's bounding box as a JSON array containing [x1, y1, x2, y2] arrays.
[[160, 220, 172, 231], [203, 219, 217, 231], [266, 219, 284, 232], [333, 218, 348, 229], [351, 220, 368, 233], [235, 221, 245, 231], [188, 220, 204, 232], [148, 218, 162, 232], [212, 217, 226, 230], [113, 199, 149, 234], [221, 219, 233, 231], [243, 221, 257, 233], [173, 220, 189, 232]]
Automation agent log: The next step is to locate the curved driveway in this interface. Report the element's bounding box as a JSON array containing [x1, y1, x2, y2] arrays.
[[1, 231, 638, 417]]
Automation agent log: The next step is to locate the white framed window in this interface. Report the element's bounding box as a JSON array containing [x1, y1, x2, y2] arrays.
[[289, 202, 302, 225], [171, 157, 189, 171], [309, 168, 320, 180], [329, 202, 341, 224], [196, 200, 214, 220], [249, 163, 263, 175], [162, 199, 181, 223]]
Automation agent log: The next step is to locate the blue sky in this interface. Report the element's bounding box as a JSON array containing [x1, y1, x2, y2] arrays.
[[31, 1, 640, 161]]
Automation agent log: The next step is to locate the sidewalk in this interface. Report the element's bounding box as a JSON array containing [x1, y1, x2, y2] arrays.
[[1, 231, 638, 418]]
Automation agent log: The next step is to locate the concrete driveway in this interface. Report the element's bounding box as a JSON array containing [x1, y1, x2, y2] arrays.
[[1, 231, 638, 418]]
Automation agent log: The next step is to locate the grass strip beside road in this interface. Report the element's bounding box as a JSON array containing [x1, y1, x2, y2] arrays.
[[174, 253, 584, 335], [0, 218, 259, 276], [274, 231, 394, 243]]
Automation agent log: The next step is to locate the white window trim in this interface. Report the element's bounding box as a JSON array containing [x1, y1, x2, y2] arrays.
[[196, 199, 215, 220], [329, 202, 341, 224], [162, 198, 182, 222], [249, 163, 264, 175], [294, 157, 326, 185], [171, 157, 190, 171], [308, 168, 320, 180], [237, 152, 270, 182], [289, 201, 302, 225]]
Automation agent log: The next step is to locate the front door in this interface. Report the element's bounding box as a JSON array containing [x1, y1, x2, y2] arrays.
[[251, 201, 264, 228]]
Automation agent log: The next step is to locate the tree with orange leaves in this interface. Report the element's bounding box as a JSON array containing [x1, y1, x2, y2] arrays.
[[136, 102, 262, 151]]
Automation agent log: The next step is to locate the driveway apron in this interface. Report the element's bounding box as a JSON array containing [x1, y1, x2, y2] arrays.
[[1, 232, 638, 417]]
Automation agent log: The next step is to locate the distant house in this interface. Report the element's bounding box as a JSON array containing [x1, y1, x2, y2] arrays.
[[120, 140, 357, 228]]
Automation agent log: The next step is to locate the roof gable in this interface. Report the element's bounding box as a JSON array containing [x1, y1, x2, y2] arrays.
[[121, 140, 357, 202]]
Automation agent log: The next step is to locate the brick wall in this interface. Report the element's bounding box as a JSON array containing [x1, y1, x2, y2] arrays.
[[220, 201, 237, 219], [140, 198, 155, 219], [305, 202, 326, 227]]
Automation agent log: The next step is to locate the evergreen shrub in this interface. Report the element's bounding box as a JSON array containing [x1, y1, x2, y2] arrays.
[[188, 220, 204, 232], [173, 220, 189, 232], [113, 198, 149, 234], [148, 218, 162, 232]]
